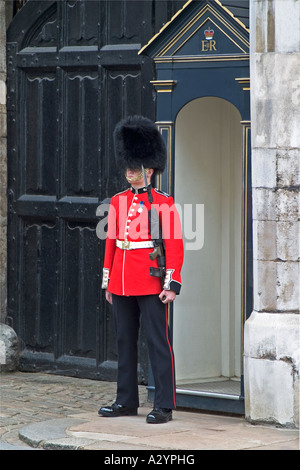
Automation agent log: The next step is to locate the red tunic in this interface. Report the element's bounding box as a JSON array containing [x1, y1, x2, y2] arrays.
[[102, 186, 184, 296]]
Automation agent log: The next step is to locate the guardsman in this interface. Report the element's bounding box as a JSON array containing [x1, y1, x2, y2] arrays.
[[99, 115, 184, 424]]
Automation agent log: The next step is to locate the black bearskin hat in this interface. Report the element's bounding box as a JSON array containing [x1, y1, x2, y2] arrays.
[[113, 115, 167, 173]]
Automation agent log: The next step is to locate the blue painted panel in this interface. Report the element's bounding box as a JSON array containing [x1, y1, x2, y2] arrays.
[[156, 61, 250, 121]]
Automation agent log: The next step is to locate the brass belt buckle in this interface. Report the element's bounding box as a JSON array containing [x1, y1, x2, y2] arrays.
[[122, 240, 130, 250]]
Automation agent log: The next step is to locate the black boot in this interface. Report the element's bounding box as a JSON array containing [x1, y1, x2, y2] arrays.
[[98, 402, 138, 417], [146, 408, 172, 424]]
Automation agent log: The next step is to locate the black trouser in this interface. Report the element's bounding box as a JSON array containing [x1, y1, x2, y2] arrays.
[[112, 294, 176, 410]]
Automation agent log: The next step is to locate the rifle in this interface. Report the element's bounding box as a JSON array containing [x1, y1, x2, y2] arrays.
[[141, 165, 166, 289]]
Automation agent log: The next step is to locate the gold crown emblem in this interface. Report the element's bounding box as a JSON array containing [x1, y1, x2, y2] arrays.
[[204, 27, 214, 40]]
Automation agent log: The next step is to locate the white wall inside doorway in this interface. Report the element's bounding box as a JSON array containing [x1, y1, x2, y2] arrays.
[[174, 97, 242, 385]]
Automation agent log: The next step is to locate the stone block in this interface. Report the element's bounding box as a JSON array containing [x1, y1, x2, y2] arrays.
[[253, 259, 299, 313], [275, 55, 300, 148], [250, 54, 276, 148], [244, 311, 300, 427], [277, 149, 300, 188], [253, 220, 299, 263], [252, 187, 277, 221], [0, 79, 5, 105], [253, 259, 277, 311], [252, 0, 271, 53], [274, 0, 300, 53], [276, 262, 300, 312], [244, 311, 300, 360], [294, 374, 300, 429], [0, 110, 6, 138], [251, 52, 300, 148], [244, 356, 295, 426], [0, 323, 19, 371], [253, 220, 277, 260], [277, 221, 300, 261], [276, 189, 299, 221], [251, 148, 277, 189]]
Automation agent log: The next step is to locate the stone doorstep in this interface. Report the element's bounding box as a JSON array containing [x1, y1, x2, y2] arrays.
[[18, 418, 88, 449], [17, 409, 300, 451]]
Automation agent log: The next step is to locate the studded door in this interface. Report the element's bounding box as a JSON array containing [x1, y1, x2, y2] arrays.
[[6, 0, 185, 379]]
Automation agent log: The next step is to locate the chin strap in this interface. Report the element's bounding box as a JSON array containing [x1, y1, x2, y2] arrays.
[[141, 165, 153, 203], [125, 171, 143, 183]]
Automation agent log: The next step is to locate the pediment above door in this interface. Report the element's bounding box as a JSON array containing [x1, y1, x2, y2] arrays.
[[140, 0, 249, 61]]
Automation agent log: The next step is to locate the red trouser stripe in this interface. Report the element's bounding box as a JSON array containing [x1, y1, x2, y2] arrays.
[[165, 305, 176, 408]]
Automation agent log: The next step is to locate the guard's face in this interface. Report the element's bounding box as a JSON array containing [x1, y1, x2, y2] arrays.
[[125, 168, 143, 183], [125, 168, 152, 184]]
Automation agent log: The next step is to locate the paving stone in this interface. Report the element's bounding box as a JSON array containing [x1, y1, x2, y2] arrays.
[[18, 418, 86, 448], [0, 372, 299, 451]]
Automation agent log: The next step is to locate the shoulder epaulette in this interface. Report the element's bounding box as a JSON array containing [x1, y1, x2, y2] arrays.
[[154, 188, 170, 198], [114, 188, 130, 197]]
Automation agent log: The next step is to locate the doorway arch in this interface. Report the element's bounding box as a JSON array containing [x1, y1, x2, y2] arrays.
[[174, 97, 243, 394]]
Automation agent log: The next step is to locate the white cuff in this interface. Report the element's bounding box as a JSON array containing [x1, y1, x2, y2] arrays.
[[102, 268, 109, 289], [163, 269, 175, 290]]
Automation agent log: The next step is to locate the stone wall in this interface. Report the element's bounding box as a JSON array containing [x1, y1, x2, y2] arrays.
[[244, 0, 300, 428], [0, 0, 8, 324], [0, 0, 19, 371]]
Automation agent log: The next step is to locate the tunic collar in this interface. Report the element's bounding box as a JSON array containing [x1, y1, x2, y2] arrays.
[[130, 184, 152, 195]]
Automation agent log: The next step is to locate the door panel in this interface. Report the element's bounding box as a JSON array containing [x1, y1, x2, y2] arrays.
[[22, 220, 57, 352]]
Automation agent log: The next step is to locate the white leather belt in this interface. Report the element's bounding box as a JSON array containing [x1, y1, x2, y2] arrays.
[[116, 239, 154, 250]]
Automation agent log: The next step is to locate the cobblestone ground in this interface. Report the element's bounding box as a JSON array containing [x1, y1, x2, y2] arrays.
[[0, 371, 148, 448]]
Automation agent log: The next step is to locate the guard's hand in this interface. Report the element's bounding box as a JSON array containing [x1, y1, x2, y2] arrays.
[[159, 289, 176, 304], [105, 290, 113, 304]]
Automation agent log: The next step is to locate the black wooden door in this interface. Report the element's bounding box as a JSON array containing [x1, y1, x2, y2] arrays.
[[7, 0, 185, 380]]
